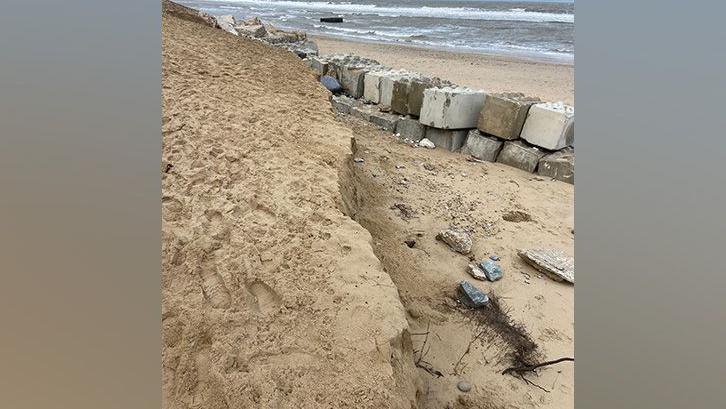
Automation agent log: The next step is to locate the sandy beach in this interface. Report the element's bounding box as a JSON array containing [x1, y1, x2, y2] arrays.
[[313, 36, 574, 105], [162, 1, 573, 408]]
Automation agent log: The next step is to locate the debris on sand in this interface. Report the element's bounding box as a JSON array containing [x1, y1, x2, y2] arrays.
[[458, 281, 489, 308], [480, 259, 503, 282], [466, 263, 487, 281], [457, 380, 472, 392], [502, 210, 532, 222], [517, 248, 574, 284], [391, 203, 415, 219], [418, 138, 436, 149], [436, 227, 472, 254]]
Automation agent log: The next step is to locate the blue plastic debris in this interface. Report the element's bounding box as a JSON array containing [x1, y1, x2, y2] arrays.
[[457, 281, 489, 308], [480, 260, 503, 282], [320, 75, 343, 94]]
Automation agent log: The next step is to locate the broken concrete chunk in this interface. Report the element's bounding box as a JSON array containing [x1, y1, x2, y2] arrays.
[[461, 130, 503, 162], [520, 102, 574, 150], [477, 93, 541, 140], [425, 128, 468, 152], [517, 248, 574, 284], [479, 260, 503, 282], [308, 56, 329, 77], [458, 281, 489, 308], [418, 138, 435, 149], [466, 263, 488, 281], [436, 227, 472, 254], [350, 104, 377, 122], [339, 66, 369, 98], [538, 148, 574, 184], [419, 87, 486, 129], [331, 95, 354, 114], [496, 140, 546, 173]]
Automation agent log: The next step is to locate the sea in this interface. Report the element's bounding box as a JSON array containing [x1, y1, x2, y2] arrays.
[[179, 0, 574, 63]]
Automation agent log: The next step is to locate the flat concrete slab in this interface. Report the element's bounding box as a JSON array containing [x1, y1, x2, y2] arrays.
[[419, 87, 486, 129], [477, 92, 540, 140], [396, 116, 427, 141], [496, 140, 546, 173], [331, 95, 355, 114], [461, 130, 503, 162], [538, 148, 574, 184], [350, 103, 377, 122], [520, 102, 574, 150], [425, 127, 469, 152]]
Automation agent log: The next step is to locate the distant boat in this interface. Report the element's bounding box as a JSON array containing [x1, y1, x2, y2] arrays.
[[320, 17, 343, 23]]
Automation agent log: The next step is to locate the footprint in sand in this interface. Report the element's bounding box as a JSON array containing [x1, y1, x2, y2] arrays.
[[246, 280, 281, 315]]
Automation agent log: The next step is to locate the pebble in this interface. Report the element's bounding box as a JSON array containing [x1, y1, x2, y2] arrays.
[[489, 255, 500, 261], [353, 157, 365, 163], [457, 380, 472, 392]]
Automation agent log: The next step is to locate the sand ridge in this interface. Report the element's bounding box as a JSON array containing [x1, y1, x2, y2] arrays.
[[162, 2, 418, 407]]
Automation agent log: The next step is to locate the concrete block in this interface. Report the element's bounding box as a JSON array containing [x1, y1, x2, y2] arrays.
[[461, 130, 503, 162], [420, 87, 486, 129], [477, 93, 540, 140], [339, 66, 369, 98], [538, 148, 574, 184], [350, 104, 377, 122], [379, 71, 408, 110], [331, 95, 355, 114], [214, 15, 238, 36], [406, 77, 451, 117], [496, 140, 546, 173], [396, 117, 426, 141], [391, 78, 412, 115], [520, 102, 574, 150], [369, 111, 400, 132], [308, 56, 329, 77], [425, 127, 469, 152], [363, 70, 388, 104]]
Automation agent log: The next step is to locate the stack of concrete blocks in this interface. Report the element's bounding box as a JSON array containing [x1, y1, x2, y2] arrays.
[[418, 87, 486, 151], [454, 93, 574, 184], [323, 54, 383, 99]]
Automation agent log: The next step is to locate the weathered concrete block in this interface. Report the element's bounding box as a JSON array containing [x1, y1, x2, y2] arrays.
[[350, 104, 377, 122], [520, 102, 574, 150], [420, 87, 486, 129], [236, 24, 266, 38], [339, 66, 369, 98], [391, 78, 412, 115], [331, 95, 354, 114], [308, 56, 329, 77], [477, 93, 540, 140], [379, 71, 408, 110], [363, 70, 389, 104], [496, 140, 546, 173], [406, 78, 431, 117], [369, 111, 400, 132], [396, 116, 426, 141], [425, 127, 469, 152], [538, 148, 574, 184], [461, 130, 503, 162], [214, 15, 238, 36]]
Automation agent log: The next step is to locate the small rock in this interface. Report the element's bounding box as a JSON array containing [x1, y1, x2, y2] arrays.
[[418, 138, 436, 149], [404, 239, 416, 248], [436, 227, 473, 254], [457, 281, 489, 308], [457, 380, 472, 393], [518, 248, 574, 284], [479, 259, 503, 281], [489, 255, 500, 261], [396, 164, 405, 169], [466, 264, 487, 281], [353, 157, 365, 163]]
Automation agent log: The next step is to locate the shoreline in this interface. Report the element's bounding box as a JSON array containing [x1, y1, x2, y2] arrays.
[[308, 32, 574, 66], [312, 35, 574, 104]]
